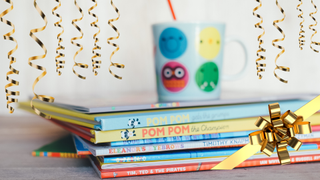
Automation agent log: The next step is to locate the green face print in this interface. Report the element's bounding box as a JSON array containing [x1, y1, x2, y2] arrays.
[[195, 62, 219, 92]]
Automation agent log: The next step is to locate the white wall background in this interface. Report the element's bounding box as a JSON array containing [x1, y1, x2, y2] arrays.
[[1, 0, 320, 116]]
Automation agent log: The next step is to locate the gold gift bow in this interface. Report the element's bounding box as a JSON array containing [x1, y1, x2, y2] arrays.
[[1, 0, 20, 113], [212, 95, 320, 170]]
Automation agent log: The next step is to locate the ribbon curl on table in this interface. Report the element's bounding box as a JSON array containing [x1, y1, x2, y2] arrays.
[[212, 95, 320, 170]]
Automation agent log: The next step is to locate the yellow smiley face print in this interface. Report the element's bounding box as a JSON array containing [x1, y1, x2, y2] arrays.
[[196, 27, 221, 60]]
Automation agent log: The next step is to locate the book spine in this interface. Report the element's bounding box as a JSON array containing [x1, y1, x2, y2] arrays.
[[96, 100, 307, 131], [98, 153, 320, 178], [110, 130, 255, 147], [32, 151, 86, 158], [93, 114, 320, 143], [95, 132, 319, 156], [100, 143, 318, 165]]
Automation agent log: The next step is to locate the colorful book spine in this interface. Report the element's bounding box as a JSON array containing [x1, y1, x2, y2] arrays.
[[110, 130, 255, 146], [74, 131, 320, 156], [91, 113, 320, 143], [95, 100, 308, 131], [90, 153, 320, 178], [32, 151, 86, 158], [100, 144, 318, 164]]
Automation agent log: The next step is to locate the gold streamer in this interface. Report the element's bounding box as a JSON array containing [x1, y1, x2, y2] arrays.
[[1, 0, 19, 113], [52, 0, 65, 76], [272, 0, 289, 83], [29, 0, 54, 119], [89, 0, 101, 76], [71, 0, 88, 79], [309, 0, 320, 52], [253, 0, 266, 79], [297, 0, 305, 50], [107, 0, 125, 79]]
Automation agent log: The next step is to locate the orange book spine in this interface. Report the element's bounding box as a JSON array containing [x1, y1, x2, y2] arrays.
[[96, 153, 320, 178]]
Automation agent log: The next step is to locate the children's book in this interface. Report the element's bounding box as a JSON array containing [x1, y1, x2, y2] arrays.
[[32, 134, 88, 158], [19, 97, 313, 131], [73, 129, 320, 156], [97, 148, 320, 169], [89, 150, 320, 178], [97, 144, 319, 164], [54, 94, 315, 113]]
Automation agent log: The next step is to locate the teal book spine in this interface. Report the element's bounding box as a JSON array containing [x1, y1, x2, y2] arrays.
[[94, 100, 309, 131]]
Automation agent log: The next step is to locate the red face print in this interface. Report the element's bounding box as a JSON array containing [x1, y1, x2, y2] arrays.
[[161, 61, 189, 92]]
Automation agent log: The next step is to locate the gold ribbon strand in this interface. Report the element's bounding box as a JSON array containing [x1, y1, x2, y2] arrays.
[[29, 0, 54, 119], [52, 0, 65, 76], [107, 0, 125, 79], [272, 0, 289, 83], [89, 0, 101, 76], [309, 0, 320, 53], [297, 0, 305, 50], [253, 0, 266, 79], [1, 0, 19, 113], [71, 0, 88, 79]]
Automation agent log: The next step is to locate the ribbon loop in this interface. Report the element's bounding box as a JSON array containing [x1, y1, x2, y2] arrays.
[[249, 130, 265, 145]]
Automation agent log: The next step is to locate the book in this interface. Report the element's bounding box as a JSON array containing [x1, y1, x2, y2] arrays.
[[32, 135, 87, 158], [98, 144, 319, 164], [53, 94, 315, 113], [73, 130, 320, 156], [89, 151, 320, 178], [111, 125, 320, 146], [91, 113, 320, 142], [73, 134, 92, 155], [97, 148, 320, 169], [19, 98, 312, 131]]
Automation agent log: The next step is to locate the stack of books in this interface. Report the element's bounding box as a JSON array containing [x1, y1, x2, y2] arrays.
[[20, 94, 320, 178]]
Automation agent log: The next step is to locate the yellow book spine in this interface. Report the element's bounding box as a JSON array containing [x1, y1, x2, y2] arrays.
[[92, 113, 320, 143]]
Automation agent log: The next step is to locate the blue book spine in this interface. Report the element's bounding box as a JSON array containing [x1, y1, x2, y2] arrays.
[[110, 130, 255, 147], [102, 144, 318, 163], [94, 100, 308, 131]]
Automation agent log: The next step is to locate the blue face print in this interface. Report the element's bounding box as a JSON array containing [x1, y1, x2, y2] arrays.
[[159, 28, 187, 59]]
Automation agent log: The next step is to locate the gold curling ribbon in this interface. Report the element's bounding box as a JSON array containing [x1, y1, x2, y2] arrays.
[[71, 0, 88, 79], [309, 0, 320, 53], [29, 0, 54, 119], [212, 95, 320, 170], [52, 0, 65, 76], [89, 0, 101, 76], [272, 0, 289, 83], [1, 0, 19, 113], [253, 0, 266, 79], [107, 0, 125, 79], [297, 0, 305, 50]]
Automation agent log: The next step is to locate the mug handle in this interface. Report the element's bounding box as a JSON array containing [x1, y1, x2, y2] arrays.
[[222, 37, 249, 81]]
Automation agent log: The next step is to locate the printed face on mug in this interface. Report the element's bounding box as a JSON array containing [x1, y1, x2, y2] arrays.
[[153, 22, 248, 101]]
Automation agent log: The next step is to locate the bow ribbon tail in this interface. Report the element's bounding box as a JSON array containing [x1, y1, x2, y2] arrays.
[[211, 144, 261, 170]]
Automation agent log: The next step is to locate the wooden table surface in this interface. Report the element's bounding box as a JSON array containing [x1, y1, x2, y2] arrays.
[[1, 115, 320, 180]]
